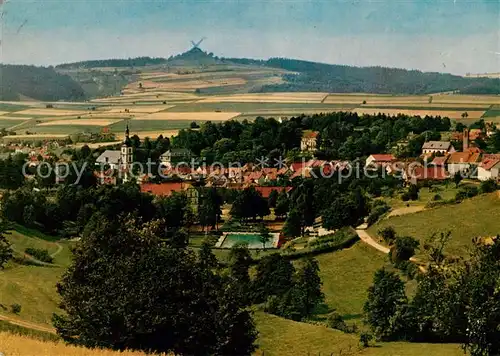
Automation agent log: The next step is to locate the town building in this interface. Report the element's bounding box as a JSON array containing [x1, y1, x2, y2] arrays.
[[300, 130, 319, 152], [160, 148, 192, 166], [421, 141, 455, 155], [478, 154, 500, 181], [95, 125, 134, 182], [365, 154, 396, 170], [446, 150, 481, 176]]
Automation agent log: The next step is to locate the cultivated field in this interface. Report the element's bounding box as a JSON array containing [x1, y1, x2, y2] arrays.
[[14, 109, 90, 117], [103, 105, 174, 114], [37, 119, 123, 127], [137, 112, 241, 121], [199, 92, 329, 103], [115, 130, 180, 139]]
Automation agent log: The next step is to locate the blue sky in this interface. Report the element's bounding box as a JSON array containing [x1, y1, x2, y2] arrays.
[[1, 0, 499, 74]]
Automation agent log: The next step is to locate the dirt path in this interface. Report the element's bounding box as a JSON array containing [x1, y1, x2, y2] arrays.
[[51, 242, 63, 258], [356, 228, 427, 272], [387, 205, 425, 218], [0, 314, 56, 334], [356, 229, 390, 254]]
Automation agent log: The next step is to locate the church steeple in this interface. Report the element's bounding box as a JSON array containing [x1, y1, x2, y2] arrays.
[[123, 123, 132, 147]]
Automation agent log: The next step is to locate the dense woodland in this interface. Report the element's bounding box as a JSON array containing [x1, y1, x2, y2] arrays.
[[0, 65, 86, 101], [229, 57, 500, 94]]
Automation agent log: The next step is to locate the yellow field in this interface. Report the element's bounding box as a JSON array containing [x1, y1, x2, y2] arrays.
[[199, 92, 329, 103], [37, 119, 123, 126], [103, 106, 174, 114], [354, 108, 485, 119], [15, 109, 90, 116], [361, 102, 491, 109], [137, 112, 240, 121], [91, 92, 200, 102], [0, 116, 34, 120], [0, 110, 12, 116], [3, 134, 69, 139], [115, 130, 180, 139], [126, 78, 246, 92], [0, 332, 153, 356], [431, 94, 500, 104]]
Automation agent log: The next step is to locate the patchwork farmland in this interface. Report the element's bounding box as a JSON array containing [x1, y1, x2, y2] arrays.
[[0, 65, 498, 141]]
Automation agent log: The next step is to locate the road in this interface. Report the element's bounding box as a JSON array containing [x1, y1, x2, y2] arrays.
[[356, 229, 390, 254]]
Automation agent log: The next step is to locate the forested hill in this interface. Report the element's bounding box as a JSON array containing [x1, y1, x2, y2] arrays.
[[227, 57, 500, 95], [56, 56, 168, 69], [0, 65, 86, 101]]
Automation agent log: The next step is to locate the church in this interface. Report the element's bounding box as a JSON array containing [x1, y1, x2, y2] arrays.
[[95, 125, 134, 183]]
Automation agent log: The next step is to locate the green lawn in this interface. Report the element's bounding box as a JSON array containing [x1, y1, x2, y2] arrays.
[[380, 184, 461, 210], [369, 192, 500, 257]]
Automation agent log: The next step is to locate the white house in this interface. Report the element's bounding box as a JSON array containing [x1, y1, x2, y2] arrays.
[[95, 150, 122, 170], [478, 155, 500, 181], [421, 141, 455, 155]]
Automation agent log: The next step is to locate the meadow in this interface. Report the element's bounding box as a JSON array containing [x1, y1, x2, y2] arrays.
[[368, 192, 500, 258]]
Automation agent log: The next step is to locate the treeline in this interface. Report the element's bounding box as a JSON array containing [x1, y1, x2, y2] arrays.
[[228, 57, 500, 95], [0, 65, 86, 101], [56, 56, 168, 69], [175, 112, 451, 163], [364, 232, 500, 356]]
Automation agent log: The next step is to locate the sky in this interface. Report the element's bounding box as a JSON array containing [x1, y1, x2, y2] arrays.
[[0, 0, 499, 75]]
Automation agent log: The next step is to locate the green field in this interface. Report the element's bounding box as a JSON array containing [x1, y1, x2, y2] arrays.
[[109, 119, 192, 132], [369, 192, 500, 257]]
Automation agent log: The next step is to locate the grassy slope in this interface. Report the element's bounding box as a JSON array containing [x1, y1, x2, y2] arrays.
[[0, 227, 72, 326], [369, 192, 500, 257]]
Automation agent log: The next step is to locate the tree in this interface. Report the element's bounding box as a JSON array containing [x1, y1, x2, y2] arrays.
[[294, 257, 324, 318], [0, 218, 12, 269], [453, 171, 463, 188], [53, 215, 257, 355], [197, 239, 218, 270], [455, 122, 467, 132], [228, 244, 253, 305], [267, 189, 279, 208], [259, 224, 272, 249], [364, 268, 408, 340], [461, 112, 469, 119], [378, 226, 396, 244], [282, 208, 302, 238], [390, 236, 420, 264], [198, 188, 222, 232], [230, 187, 269, 221], [252, 253, 295, 303], [479, 179, 497, 194], [274, 191, 290, 219]]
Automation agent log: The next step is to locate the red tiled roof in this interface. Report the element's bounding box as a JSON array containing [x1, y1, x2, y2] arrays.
[[369, 154, 395, 162], [480, 158, 500, 171], [410, 166, 449, 180], [447, 151, 481, 164], [431, 155, 449, 166], [302, 131, 319, 139], [290, 162, 306, 172], [140, 183, 185, 196]]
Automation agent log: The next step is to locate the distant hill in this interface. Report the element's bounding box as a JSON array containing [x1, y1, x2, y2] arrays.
[[0, 65, 86, 101], [227, 57, 500, 95], [56, 56, 168, 70]]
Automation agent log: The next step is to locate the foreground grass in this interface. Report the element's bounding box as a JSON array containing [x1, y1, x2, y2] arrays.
[[369, 192, 500, 257], [0, 332, 152, 356]]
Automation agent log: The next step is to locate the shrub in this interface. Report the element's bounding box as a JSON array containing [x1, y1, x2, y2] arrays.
[[390, 236, 419, 263], [11, 303, 21, 314], [326, 312, 358, 334], [455, 186, 479, 202], [359, 332, 373, 348], [479, 179, 498, 194], [432, 194, 442, 201], [24, 247, 53, 264], [367, 204, 391, 226], [401, 192, 411, 201], [378, 226, 396, 244]]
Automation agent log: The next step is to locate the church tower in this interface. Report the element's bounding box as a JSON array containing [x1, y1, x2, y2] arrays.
[[121, 124, 133, 181]]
